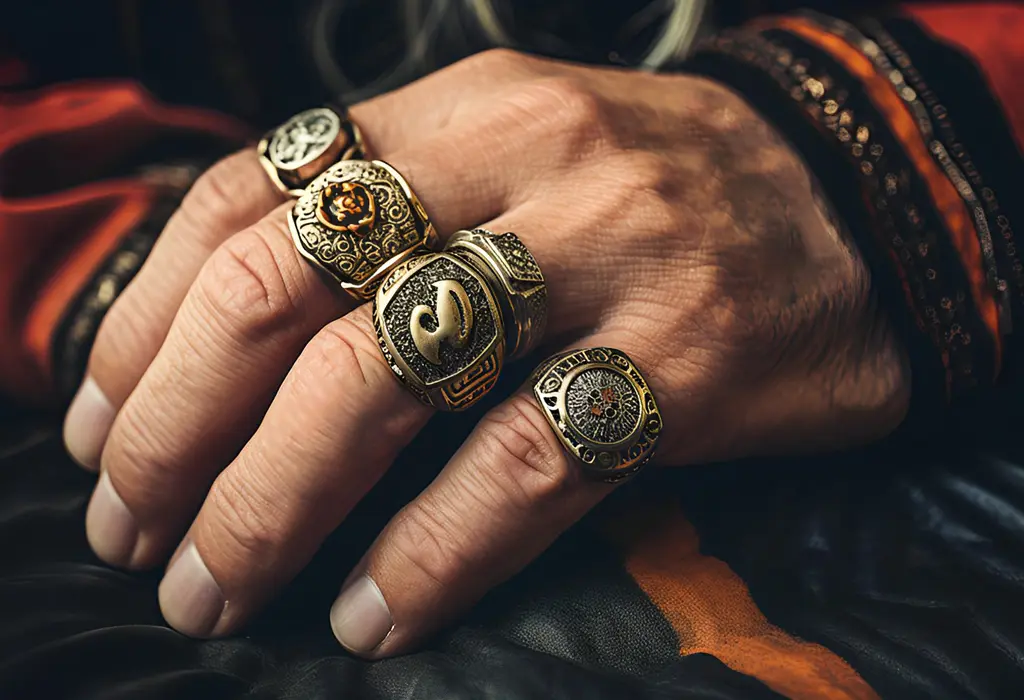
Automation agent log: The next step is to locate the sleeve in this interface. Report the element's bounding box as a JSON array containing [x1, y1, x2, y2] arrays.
[[0, 80, 246, 404], [683, 3, 1024, 417]]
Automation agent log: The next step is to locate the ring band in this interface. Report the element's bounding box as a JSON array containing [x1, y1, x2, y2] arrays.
[[258, 105, 365, 196], [446, 229, 547, 360], [374, 252, 505, 411], [289, 160, 439, 300], [532, 347, 661, 483]]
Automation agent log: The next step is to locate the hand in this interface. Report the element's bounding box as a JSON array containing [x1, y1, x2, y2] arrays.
[[64, 49, 909, 656]]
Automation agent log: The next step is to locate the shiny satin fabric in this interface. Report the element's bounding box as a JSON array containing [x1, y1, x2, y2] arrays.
[[2, 375, 1024, 699]]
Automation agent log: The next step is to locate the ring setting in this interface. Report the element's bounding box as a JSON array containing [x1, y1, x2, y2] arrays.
[[533, 347, 661, 483], [374, 253, 505, 411], [289, 160, 438, 300], [258, 105, 365, 196], [447, 229, 547, 360]]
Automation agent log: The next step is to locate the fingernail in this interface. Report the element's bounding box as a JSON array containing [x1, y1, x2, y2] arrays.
[[85, 471, 138, 566], [64, 377, 115, 471], [330, 574, 394, 655], [159, 541, 226, 637]]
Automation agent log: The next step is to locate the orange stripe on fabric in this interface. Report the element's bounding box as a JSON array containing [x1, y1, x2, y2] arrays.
[[0, 80, 246, 401], [606, 498, 878, 700], [903, 3, 1024, 157], [775, 16, 1002, 377], [23, 184, 153, 384]]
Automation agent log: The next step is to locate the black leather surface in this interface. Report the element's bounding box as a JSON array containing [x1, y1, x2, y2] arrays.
[[2, 377, 1024, 698]]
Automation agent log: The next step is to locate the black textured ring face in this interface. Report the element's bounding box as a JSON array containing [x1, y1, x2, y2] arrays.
[[564, 367, 642, 446], [381, 255, 500, 385], [268, 108, 342, 170]]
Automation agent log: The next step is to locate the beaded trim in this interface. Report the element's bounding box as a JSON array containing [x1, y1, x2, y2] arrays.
[[858, 17, 1023, 333], [52, 161, 206, 401], [690, 27, 994, 394], [798, 10, 1010, 336]]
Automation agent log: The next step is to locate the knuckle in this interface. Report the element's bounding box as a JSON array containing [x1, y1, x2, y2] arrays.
[[510, 77, 616, 154], [474, 394, 575, 508], [89, 289, 157, 382], [461, 47, 535, 75], [103, 399, 184, 507], [204, 467, 291, 560], [179, 151, 252, 234], [197, 228, 303, 341], [610, 151, 683, 205], [385, 502, 470, 591], [570, 154, 685, 252], [301, 312, 392, 394]]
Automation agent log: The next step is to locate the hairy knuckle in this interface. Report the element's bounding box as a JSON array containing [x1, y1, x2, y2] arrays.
[[475, 395, 574, 507], [198, 229, 301, 340]]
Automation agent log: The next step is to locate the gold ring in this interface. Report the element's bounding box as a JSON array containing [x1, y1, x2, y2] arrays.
[[532, 347, 661, 483], [374, 252, 505, 411], [289, 160, 439, 300], [258, 105, 365, 196], [446, 229, 547, 360]]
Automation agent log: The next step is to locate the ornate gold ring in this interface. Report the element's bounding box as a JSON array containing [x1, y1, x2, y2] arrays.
[[373, 252, 505, 411], [532, 347, 661, 483], [288, 160, 438, 300], [446, 229, 547, 360]]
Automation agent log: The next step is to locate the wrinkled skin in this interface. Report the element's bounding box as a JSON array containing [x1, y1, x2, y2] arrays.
[[63, 50, 909, 657]]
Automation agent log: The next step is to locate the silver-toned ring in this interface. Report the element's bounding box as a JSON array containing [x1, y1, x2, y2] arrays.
[[258, 105, 365, 197], [446, 229, 547, 360], [532, 347, 661, 483]]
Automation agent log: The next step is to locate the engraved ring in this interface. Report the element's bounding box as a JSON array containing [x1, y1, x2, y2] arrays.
[[289, 160, 439, 300], [446, 229, 548, 360], [532, 347, 662, 483], [258, 105, 365, 196], [373, 252, 506, 411]]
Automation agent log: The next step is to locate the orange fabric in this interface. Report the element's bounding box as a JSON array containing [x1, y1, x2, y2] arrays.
[[776, 16, 1003, 380], [606, 498, 879, 700], [0, 81, 246, 401], [904, 3, 1024, 157]]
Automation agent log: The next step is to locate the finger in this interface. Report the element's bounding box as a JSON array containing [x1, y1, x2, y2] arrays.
[[65, 149, 285, 470], [88, 126, 539, 572], [331, 389, 614, 657], [154, 205, 603, 638], [64, 48, 546, 471], [157, 305, 431, 637]]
